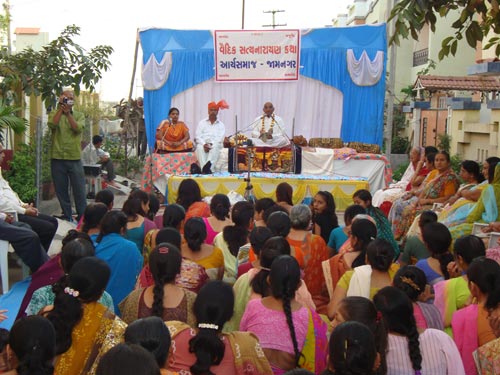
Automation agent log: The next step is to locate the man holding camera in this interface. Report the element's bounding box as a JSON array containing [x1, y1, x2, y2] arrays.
[[48, 90, 87, 222]]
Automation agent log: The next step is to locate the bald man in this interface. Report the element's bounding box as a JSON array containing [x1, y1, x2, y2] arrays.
[[250, 102, 289, 147]]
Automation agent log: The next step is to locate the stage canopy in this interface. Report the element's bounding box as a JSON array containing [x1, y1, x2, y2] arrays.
[[139, 25, 387, 150]]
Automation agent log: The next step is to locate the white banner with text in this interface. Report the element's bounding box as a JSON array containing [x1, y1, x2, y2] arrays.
[[214, 29, 300, 82]]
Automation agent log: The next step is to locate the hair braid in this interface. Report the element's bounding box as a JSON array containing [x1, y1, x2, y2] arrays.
[[407, 317, 422, 372], [151, 276, 165, 318], [282, 283, 300, 367]]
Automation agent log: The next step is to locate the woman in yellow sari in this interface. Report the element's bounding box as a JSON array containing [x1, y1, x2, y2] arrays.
[[44, 257, 126, 375], [389, 151, 459, 241], [155, 107, 193, 153]]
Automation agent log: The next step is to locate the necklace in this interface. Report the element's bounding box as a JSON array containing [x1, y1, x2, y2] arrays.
[[261, 114, 275, 132]]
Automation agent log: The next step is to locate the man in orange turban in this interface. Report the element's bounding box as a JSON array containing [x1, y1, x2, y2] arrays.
[[194, 100, 229, 174]]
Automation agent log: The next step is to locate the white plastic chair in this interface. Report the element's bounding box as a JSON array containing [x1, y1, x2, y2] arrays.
[[0, 212, 30, 294]]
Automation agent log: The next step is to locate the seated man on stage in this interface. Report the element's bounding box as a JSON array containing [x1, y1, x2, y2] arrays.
[[194, 100, 229, 174], [250, 102, 289, 148], [155, 107, 193, 153]]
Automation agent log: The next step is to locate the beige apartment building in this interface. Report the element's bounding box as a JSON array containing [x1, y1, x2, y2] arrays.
[[333, 0, 500, 160]]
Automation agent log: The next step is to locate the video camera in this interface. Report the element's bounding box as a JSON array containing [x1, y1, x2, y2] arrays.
[[61, 97, 74, 106]]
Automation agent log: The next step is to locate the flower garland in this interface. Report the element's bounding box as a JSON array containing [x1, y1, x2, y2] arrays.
[[261, 114, 275, 133]]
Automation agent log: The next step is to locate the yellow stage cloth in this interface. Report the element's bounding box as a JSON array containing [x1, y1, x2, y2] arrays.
[[167, 174, 369, 210]]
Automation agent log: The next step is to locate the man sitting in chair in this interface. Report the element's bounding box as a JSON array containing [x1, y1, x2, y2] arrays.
[[194, 100, 229, 174], [249, 102, 290, 148], [82, 135, 116, 185]]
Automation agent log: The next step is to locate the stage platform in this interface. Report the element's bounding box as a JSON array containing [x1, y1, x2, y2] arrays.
[[139, 148, 391, 210], [162, 172, 368, 211]]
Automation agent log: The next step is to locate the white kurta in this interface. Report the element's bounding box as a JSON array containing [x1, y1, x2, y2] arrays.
[[250, 114, 289, 148], [0, 168, 26, 214], [372, 162, 416, 207], [195, 118, 226, 168]]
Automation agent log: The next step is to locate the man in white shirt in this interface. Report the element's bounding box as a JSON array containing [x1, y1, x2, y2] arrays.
[[82, 135, 116, 183], [0, 144, 58, 253], [250, 102, 289, 148], [195, 100, 228, 174]]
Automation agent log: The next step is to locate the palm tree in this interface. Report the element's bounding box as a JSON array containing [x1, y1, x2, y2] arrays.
[[0, 101, 27, 145]]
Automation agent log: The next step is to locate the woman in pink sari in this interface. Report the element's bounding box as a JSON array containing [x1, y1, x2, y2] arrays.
[[452, 257, 500, 375], [240, 255, 328, 374]]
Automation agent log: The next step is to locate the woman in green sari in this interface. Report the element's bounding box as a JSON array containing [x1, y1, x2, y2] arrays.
[[439, 158, 496, 228], [450, 162, 500, 242]]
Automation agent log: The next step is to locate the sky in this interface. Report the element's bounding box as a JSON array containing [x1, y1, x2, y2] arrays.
[[9, 0, 353, 102]]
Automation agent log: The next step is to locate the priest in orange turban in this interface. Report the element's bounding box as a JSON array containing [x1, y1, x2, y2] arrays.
[[194, 100, 229, 174]]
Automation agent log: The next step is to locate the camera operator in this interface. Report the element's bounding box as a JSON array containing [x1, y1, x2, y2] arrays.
[[47, 90, 87, 223]]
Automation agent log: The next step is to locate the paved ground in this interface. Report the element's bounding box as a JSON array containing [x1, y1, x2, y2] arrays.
[[2, 178, 132, 293]]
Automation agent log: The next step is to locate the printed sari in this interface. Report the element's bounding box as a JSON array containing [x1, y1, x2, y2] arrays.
[[54, 302, 126, 375], [166, 320, 273, 375], [474, 337, 500, 375], [390, 168, 459, 241], [450, 164, 500, 241], [298, 309, 329, 374]]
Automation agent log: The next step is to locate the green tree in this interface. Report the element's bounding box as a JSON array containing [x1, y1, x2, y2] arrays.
[[390, 1, 500, 60], [0, 25, 113, 109], [0, 100, 27, 144]]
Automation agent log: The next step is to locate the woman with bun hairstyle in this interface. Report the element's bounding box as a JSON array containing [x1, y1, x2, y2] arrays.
[[43, 257, 126, 375], [4, 316, 56, 375], [393, 265, 443, 330], [165, 280, 272, 374], [181, 217, 224, 280], [202, 194, 232, 245], [327, 238, 397, 320], [119, 243, 197, 326]]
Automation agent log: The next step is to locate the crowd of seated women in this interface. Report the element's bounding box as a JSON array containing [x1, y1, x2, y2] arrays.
[[4, 157, 500, 375]]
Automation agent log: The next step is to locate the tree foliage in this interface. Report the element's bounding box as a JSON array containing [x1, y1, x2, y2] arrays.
[[390, 0, 500, 60], [0, 25, 113, 109]]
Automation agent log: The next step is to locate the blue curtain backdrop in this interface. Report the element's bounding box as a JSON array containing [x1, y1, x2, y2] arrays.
[[139, 25, 387, 149]]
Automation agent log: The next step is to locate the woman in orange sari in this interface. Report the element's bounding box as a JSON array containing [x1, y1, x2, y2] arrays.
[[389, 151, 459, 241], [155, 107, 193, 153]]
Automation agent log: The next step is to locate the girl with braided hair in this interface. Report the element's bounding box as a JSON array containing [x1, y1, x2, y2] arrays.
[[374, 287, 464, 375], [165, 281, 272, 375], [119, 242, 196, 327], [241, 255, 328, 374]]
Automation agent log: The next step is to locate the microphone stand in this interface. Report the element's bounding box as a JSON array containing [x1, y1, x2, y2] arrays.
[[243, 140, 256, 203]]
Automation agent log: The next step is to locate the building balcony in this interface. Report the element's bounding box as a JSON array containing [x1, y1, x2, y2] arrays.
[[413, 48, 428, 67]]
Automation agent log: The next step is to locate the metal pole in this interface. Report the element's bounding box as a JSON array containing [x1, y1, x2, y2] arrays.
[[241, 0, 245, 29], [35, 116, 42, 207], [384, 0, 398, 157]]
